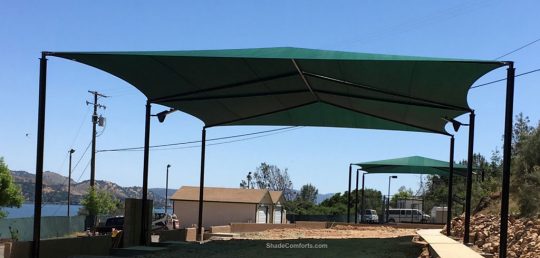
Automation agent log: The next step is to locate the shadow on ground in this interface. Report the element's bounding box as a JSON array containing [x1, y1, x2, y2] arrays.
[[139, 236, 421, 258]]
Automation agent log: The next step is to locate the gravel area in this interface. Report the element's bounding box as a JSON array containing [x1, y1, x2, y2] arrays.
[[236, 225, 418, 240]]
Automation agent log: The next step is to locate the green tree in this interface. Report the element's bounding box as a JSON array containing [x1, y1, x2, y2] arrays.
[[252, 163, 295, 200], [390, 186, 413, 205], [319, 189, 383, 215], [0, 158, 24, 218], [513, 119, 540, 216], [80, 187, 120, 216], [298, 184, 318, 204]]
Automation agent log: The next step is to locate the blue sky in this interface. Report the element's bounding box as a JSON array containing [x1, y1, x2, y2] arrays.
[[1, 1, 539, 197]]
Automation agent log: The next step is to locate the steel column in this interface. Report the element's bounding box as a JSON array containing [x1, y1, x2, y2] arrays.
[[165, 165, 170, 215], [347, 164, 352, 223], [355, 169, 359, 224], [68, 149, 74, 217], [33, 53, 47, 258], [197, 127, 207, 241], [464, 111, 475, 244], [446, 136, 455, 236], [140, 101, 151, 245], [361, 173, 365, 223], [499, 63, 515, 258]]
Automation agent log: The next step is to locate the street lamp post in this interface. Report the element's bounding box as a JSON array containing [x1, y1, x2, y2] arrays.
[[67, 149, 75, 217], [165, 164, 171, 214], [387, 175, 397, 222]]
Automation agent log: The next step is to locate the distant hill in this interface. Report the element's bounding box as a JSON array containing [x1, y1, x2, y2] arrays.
[[316, 193, 335, 204], [9, 170, 170, 207], [10, 170, 334, 207], [289, 189, 334, 204]]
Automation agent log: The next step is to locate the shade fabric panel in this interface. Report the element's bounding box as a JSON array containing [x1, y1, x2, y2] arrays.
[[353, 156, 468, 177], [49, 47, 505, 134]]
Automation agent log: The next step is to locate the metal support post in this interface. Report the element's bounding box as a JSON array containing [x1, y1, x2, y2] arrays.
[[197, 127, 207, 241], [140, 101, 151, 245], [500, 63, 515, 258], [355, 169, 359, 224], [347, 164, 352, 223], [361, 173, 365, 223], [33, 52, 48, 258], [446, 136, 455, 236], [464, 112, 475, 244]]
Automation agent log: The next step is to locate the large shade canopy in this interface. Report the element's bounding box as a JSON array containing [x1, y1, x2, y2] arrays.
[[353, 156, 468, 177], [49, 47, 504, 134]]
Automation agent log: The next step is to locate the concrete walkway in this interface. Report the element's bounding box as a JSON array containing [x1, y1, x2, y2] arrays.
[[417, 229, 483, 258]]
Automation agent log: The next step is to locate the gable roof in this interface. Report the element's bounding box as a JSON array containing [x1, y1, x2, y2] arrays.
[[269, 191, 284, 204], [170, 186, 271, 204]]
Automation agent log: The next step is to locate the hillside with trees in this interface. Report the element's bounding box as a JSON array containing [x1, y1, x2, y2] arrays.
[[423, 113, 540, 218]]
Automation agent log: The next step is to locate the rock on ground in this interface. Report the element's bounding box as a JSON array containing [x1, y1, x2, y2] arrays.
[[444, 214, 540, 258]]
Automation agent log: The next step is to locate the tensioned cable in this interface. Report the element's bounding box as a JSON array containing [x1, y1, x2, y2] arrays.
[[117, 126, 303, 152], [97, 126, 300, 153], [471, 68, 540, 89], [495, 38, 540, 60]]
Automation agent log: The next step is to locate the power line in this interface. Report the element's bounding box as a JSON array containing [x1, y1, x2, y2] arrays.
[[41, 141, 92, 208], [72, 141, 92, 172], [495, 38, 540, 60], [76, 159, 92, 182], [118, 126, 303, 152], [97, 126, 300, 153], [471, 68, 540, 89]]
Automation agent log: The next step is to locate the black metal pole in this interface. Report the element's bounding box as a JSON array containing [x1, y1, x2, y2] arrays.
[[361, 173, 365, 223], [140, 101, 151, 245], [90, 93, 98, 188], [33, 53, 47, 258], [500, 63, 515, 258], [347, 164, 352, 223], [355, 169, 359, 224], [197, 127, 207, 241], [446, 136, 455, 236], [387, 176, 392, 223], [464, 111, 475, 244], [68, 149, 75, 217], [165, 164, 170, 215]]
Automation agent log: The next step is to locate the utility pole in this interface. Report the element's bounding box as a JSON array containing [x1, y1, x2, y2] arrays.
[[87, 91, 107, 188]]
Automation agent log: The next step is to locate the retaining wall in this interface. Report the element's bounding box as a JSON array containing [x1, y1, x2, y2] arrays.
[[4, 235, 112, 258]]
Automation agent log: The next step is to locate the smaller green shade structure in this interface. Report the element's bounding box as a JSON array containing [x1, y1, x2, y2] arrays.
[[353, 156, 468, 177]]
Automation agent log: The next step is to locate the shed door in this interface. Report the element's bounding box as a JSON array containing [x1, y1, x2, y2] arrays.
[[257, 206, 267, 224], [273, 206, 282, 224]]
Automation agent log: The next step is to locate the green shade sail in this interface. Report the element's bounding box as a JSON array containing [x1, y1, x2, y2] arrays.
[[353, 156, 468, 177], [49, 47, 505, 134]]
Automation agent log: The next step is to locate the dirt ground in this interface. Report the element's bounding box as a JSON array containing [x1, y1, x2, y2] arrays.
[[236, 225, 417, 240]]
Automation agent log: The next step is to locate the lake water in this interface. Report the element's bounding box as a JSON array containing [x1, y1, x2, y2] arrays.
[[3, 203, 83, 218], [3, 204, 169, 218]]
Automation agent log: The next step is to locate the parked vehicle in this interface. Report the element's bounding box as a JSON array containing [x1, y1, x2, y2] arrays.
[[358, 209, 379, 223], [387, 208, 430, 223], [95, 216, 124, 234], [152, 213, 180, 230]]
